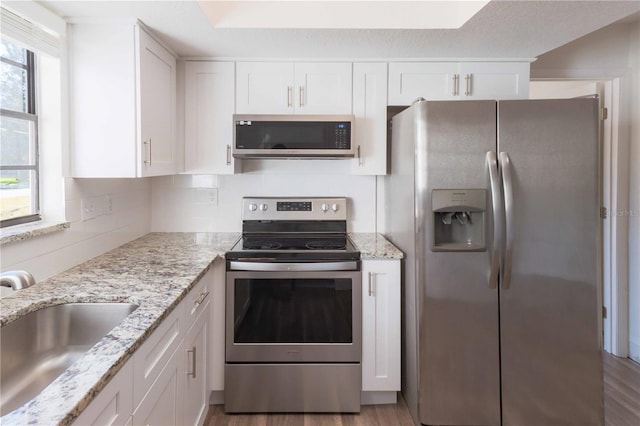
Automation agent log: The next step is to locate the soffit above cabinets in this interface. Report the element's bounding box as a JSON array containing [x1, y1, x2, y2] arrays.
[[196, 1, 490, 30], [34, 0, 640, 59]]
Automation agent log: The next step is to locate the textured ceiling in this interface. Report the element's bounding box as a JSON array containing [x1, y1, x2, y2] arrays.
[[35, 0, 640, 59]]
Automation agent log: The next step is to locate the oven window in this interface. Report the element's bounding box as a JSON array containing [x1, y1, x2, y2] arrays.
[[233, 278, 353, 343]]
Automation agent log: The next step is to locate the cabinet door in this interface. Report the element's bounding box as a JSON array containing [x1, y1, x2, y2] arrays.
[[69, 23, 137, 177], [137, 27, 177, 177], [294, 63, 352, 114], [236, 62, 294, 114], [133, 303, 185, 407], [73, 362, 133, 426], [209, 259, 225, 393], [184, 62, 236, 174], [183, 302, 210, 426], [458, 62, 529, 100], [388, 62, 458, 105], [352, 63, 387, 175], [361, 260, 401, 391], [132, 346, 184, 426]]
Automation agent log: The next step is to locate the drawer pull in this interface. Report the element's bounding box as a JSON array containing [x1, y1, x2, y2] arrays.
[[194, 291, 209, 306]]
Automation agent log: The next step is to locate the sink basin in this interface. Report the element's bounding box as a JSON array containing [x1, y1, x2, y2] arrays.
[[0, 302, 138, 415]]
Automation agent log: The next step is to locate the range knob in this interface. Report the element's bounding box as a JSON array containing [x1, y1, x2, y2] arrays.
[[259, 203, 268, 211], [321, 203, 329, 212], [249, 203, 258, 212], [331, 203, 339, 212]]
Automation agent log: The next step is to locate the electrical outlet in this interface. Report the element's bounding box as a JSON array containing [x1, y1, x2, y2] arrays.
[[195, 188, 218, 206], [81, 197, 99, 221], [81, 196, 106, 221]]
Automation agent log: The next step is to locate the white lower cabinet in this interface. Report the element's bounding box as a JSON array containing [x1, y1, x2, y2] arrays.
[[74, 268, 214, 426], [209, 258, 226, 398], [361, 259, 401, 392], [132, 345, 184, 426], [183, 302, 210, 426], [73, 362, 134, 426]]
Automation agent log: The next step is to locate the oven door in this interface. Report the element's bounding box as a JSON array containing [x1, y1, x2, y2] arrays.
[[226, 263, 361, 363]]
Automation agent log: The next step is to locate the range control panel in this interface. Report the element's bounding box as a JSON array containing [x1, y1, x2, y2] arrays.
[[242, 197, 348, 221]]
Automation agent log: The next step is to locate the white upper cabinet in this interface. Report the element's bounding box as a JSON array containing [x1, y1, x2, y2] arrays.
[[388, 62, 458, 104], [236, 62, 352, 114], [138, 29, 177, 176], [69, 21, 177, 178], [388, 61, 529, 105], [352, 63, 388, 175], [293, 63, 353, 114], [458, 62, 530, 100], [184, 62, 237, 174]]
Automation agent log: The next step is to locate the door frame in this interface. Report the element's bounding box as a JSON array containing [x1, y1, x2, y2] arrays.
[[530, 78, 628, 357]]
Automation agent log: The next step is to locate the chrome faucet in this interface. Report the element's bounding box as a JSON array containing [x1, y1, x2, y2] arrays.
[[0, 270, 36, 291]]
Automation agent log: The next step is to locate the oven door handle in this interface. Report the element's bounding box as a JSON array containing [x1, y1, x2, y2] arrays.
[[228, 261, 359, 272]]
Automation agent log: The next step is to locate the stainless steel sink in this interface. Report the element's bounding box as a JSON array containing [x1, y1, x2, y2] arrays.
[[0, 302, 138, 415]]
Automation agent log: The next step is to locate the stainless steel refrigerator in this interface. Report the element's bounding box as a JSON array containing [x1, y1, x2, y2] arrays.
[[386, 99, 603, 426]]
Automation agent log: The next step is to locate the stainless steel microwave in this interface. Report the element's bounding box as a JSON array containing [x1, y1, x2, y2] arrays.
[[232, 114, 355, 158]]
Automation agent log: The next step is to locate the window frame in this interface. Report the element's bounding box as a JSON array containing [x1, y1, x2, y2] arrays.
[[1, 45, 40, 228]]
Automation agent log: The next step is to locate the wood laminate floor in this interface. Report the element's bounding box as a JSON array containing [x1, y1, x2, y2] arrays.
[[206, 353, 640, 426]]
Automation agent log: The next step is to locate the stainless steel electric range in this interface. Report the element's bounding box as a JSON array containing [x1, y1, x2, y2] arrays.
[[224, 197, 362, 413]]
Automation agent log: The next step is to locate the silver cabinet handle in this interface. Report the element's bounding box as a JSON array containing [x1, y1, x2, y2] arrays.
[[299, 86, 305, 107], [486, 151, 502, 290], [499, 151, 514, 290], [287, 86, 292, 108], [186, 346, 196, 378], [226, 144, 231, 165], [357, 145, 362, 166], [452, 75, 458, 96], [465, 74, 472, 96], [143, 139, 152, 165], [194, 291, 209, 306], [368, 272, 375, 296]]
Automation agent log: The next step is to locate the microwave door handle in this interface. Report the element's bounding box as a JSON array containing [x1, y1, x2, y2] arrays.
[[228, 261, 358, 272]]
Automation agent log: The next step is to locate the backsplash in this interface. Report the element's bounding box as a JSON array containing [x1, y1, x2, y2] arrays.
[[0, 178, 151, 281], [151, 169, 379, 233]]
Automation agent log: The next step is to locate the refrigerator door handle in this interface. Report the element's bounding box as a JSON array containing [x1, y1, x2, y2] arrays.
[[486, 151, 501, 290], [499, 151, 514, 290]]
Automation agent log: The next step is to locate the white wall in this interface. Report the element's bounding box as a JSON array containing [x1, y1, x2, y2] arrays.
[[151, 162, 378, 233], [1, 178, 151, 282], [532, 19, 640, 361]]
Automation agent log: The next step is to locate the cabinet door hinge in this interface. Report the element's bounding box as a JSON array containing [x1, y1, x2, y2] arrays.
[[600, 107, 608, 120], [603, 306, 607, 319], [600, 207, 607, 219]]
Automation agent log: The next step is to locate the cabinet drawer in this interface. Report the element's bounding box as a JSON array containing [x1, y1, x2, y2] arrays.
[[133, 303, 185, 408], [184, 273, 211, 328]]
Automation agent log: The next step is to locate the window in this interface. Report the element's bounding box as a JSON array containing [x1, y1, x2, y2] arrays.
[[0, 38, 39, 227]]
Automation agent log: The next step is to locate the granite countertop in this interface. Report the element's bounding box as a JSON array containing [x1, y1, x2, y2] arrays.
[[0, 232, 240, 426], [0, 230, 400, 425], [349, 233, 404, 259]]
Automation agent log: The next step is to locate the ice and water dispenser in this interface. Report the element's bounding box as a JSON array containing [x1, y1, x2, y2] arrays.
[[432, 189, 486, 252]]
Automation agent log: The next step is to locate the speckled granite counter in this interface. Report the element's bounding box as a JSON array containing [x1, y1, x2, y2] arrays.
[[0, 232, 239, 426], [349, 233, 404, 259]]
